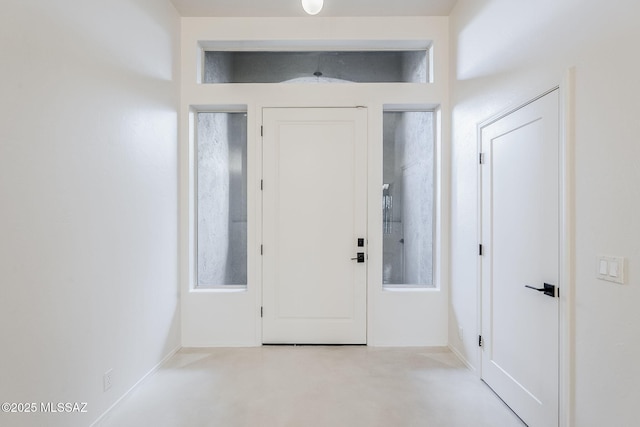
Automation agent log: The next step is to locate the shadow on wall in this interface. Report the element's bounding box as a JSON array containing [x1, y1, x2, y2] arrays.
[[52, 0, 177, 81], [454, 0, 587, 81]]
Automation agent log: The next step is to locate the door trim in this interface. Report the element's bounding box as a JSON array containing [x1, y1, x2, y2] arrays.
[[476, 74, 574, 427]]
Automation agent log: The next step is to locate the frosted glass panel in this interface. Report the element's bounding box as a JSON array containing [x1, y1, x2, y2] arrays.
[[383, 111, 434, 287], [203, 51, 428, 83], [197, 112, 247, 287]]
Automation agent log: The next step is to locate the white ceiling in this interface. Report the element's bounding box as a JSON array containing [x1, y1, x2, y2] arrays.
[[170, 0, 458, 17]]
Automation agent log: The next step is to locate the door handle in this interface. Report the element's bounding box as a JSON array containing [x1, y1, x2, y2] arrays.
[[525, 283, 556, 297], [351, 252, 365, 263]]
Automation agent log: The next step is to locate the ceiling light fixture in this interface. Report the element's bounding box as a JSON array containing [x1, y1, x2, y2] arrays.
[[301, 0, 323, 15]]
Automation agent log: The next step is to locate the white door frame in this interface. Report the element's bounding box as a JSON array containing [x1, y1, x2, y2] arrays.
[[476, 70, 575, 427]]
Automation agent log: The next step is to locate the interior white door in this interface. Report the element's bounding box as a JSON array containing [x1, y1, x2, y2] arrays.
[[480, 90, 559, 427], [262, 107, 367, 344]]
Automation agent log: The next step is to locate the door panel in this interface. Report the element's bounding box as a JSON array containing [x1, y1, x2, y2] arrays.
[[262, 108, 367, 344], [481, 90, 559, 427]]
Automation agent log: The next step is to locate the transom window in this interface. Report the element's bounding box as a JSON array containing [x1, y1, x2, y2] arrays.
[[202, 50, 429, 84]]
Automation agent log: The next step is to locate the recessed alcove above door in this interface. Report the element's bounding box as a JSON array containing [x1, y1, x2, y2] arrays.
[[180, 17, 451, 347]]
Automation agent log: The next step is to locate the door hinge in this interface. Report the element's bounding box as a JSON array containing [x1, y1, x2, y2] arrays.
[[479, 244, 483, 256], [261, 306, 263, 318], [479, 335, 483, 347], [479, 153, 485, 164], [261, 179, 263, 190], [261, 125, 263, 137], [260, 245, 263, 255]]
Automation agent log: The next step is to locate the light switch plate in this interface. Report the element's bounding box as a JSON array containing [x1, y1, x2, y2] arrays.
[[596, 255, 625, 284], [598, 259, 608, 275], [609, 261, 619, 277]]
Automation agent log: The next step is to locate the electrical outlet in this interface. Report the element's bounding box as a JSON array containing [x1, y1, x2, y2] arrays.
[[458, 327, 464, 340], [103, 369, 113, 392]]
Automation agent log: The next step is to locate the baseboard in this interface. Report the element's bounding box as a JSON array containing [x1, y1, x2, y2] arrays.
[[448, 344, 477, 374], [90, 345, 182, 426]]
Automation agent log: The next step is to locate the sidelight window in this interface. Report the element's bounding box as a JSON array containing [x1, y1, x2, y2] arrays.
[[196, 111, 248, 288], [382, 111, 435, 287]]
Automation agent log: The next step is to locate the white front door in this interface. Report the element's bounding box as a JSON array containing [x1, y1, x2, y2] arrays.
[[480, 90, 560, 427], [262, 107, 367, 344]]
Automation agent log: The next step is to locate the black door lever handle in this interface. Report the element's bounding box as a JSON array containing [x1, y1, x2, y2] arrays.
[[351, 253, 365, 263], [525, 283, 556, 297]]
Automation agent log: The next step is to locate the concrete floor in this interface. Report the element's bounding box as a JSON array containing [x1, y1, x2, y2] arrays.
[[97, 346, 525, 427]]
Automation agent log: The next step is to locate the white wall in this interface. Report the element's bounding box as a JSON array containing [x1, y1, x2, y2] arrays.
[[180, 17, 450, 347], [449, 1, 640, 425], [0, 1, 180, 426]]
